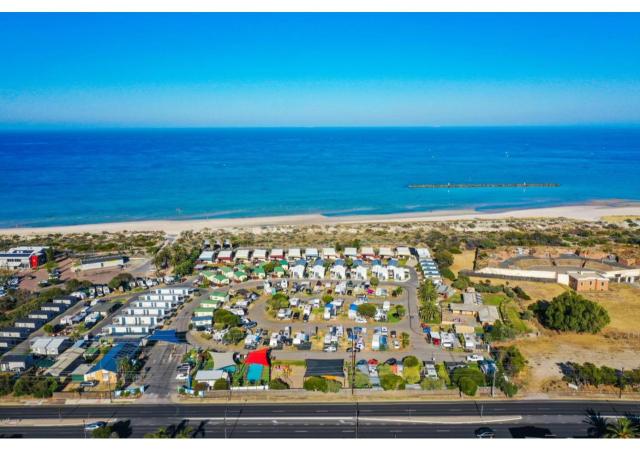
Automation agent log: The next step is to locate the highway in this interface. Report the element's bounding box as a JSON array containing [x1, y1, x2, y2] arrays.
[[0, 400, 637, 438]]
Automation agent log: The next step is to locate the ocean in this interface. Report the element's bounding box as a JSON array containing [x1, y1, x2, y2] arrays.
[[1, 127, 639, 228]]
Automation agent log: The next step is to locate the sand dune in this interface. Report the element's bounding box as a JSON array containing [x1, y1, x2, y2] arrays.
[[1, 202, 639, 236]]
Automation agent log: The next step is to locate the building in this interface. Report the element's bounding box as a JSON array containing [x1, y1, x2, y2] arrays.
[[30, 337, 71, 356], [330, 259, 347, 279], [304, 248, 319, 260], [77, 255, 126, 271], [270, 249, 284, 260], [84, 342, 139, 384], [194, 369, 228, 388], [322, 248, 337, 260], [252, 249, 267, 261], [378, 247, 394, 258], [197, 250, 215, 263], [287, 248, 301, 260], [234, 249, 251, 261], [396, 247, 412, 258], [14, 318, 44, 330], [27, 310, 56, 321], [0, 246, 47, 270], [0, 354, 34, 372], [360, 247, 375, 259], [0, 327, 30, 339], [216, 250, 233, 262], [290, 260, 306, 279], [45, 346, 85, 378], [568, 271, 609, 292], [344, 247, 358, 258]]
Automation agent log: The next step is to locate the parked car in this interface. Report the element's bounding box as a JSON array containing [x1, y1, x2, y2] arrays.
[[79, 380, 98, 388], [475, 427, 495, 439], [84, 421, 107, 431], [466, 354, 484, 362]]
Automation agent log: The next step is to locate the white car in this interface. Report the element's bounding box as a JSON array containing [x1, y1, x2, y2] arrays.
[[355, 317, 367, 324], [176, 372, 189, 380], [393, 340, 400, 349], [84, 421, 107, 431], [466, 354, 484, 362]]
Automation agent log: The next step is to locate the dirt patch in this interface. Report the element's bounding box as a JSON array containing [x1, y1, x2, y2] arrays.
[[451, 250, 475, 275]]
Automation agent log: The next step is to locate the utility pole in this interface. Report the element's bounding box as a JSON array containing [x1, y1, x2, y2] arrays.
[[491, 368, 496, 398], [224, 403, 228, 439], [355, 401, 359, 439], [619, 367, 624, 399], [350, 337, 356, 395]]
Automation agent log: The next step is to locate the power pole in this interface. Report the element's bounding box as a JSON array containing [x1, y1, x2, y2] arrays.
[[351, 337, 356, 395], [619, 366, 624, 399], [491, 368, 496, 398], [355, 401, 359, 439]]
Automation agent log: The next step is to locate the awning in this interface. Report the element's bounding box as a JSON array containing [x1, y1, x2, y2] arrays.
[[304, 359, 345, 378]]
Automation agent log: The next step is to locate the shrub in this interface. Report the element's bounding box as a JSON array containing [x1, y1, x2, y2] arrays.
[[403, 356, 420, 368], [458, 377, 478, 396], [223, 327, 245, 344], [325, 379, 342, 393], [451, 367, 485, 387], [213, 378, 229, 390], [357, 303, 377, 318], [494, 346, 526, 377], [534, 291, 610, 333], [420, 377, 445, 390], [214, 309, 240, 327], [380, 374, 406, 391], [268, 378, 290, 390], [303, 376, 329, 392], [0, 373, 15, 396], [322, 294, 333, 305], [500, 381, 518, 397], [440, 267, 456, 281], [13, 375, 58, 398]]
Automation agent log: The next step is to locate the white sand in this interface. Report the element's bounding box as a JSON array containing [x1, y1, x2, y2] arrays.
[[1, 202, 639, 236]]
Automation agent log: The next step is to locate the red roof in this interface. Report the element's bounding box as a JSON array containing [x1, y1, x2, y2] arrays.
[[367, 358, 378, 365], [245, 347, 270, 366]]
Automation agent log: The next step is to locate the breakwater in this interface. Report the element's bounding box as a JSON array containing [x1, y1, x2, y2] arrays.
[[408, 183, 560, 189]]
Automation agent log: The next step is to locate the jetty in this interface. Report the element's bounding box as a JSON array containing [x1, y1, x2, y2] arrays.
[[408, 183, 560, 189]]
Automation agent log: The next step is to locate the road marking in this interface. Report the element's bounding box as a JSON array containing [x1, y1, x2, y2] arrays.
[[436, 429, 451, 433]]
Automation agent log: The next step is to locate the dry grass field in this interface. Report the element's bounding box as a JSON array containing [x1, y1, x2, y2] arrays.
[[514, 283, 640, 392], [451, 250, 475, 275]]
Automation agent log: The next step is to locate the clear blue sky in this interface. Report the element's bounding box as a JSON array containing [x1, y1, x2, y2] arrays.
[[1, 13, 639, 128]]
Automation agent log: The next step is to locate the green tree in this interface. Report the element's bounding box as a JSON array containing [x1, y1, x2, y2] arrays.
[[380, 374, 406, 391], [268, 378, 290, 390], [369, 277, 379, 287], [322, 294, 334, 305], [357, 303, 377, 318], [536, 291, 610, 333], [303, 376, 329, 392], [92, 425, 116, 438], [605, 418, 638, 439], [223, 327, 245, 344], [144, 427, 170, 438], [43, 323, 55, 335], [458, 377, 478, 396], [0, 373, 15, 396], [213, 378, 229, 390], [214, 309, 240, 327]]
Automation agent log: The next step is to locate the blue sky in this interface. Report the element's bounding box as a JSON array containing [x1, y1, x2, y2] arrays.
[[1, 13, 639, 128]]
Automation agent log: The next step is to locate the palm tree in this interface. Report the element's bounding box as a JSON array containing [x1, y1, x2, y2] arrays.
[[605, 418, 638, 439]]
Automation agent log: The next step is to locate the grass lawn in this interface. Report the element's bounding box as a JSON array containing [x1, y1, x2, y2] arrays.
[[354, 371, 371, 388], [273, 359, 306, 367], [436, 363, 452, 387], [500, 299, 530, 334], [482, 293, 505, 306]]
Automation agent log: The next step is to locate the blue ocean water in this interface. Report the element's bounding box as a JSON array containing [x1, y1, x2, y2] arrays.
[[0, 127, 639, 228]]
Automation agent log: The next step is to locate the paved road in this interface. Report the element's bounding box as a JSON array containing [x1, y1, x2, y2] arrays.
[[1, 400, 637, 438], [0, 420, 595, 438]]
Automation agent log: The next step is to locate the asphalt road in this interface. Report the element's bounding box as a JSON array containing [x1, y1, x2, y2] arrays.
[[1, 400, 637, 438], [1, 400, 638, 419], [0, 420, 595, 438]]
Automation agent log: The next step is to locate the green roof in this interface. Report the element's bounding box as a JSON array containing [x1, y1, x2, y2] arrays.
[[214, 274, 228, 282], [210, 291, 227, 299], [219, 266, 233, 274], [254, 266, 265, 273], [234, 270, 247, 278], [194, 307, 216, 314], [202, 270, 216, 278], [274, 266, 285, 273]]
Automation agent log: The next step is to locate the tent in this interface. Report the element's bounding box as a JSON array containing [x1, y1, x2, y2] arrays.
[[304, 359, 345, 378], [245, 347, 270, 366], [246, 364, 264, 383], [211, 352, 238, 372], [147, 330, 187, 344]]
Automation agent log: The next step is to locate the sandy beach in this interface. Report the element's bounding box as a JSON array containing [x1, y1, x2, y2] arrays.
[[1, 201, 639, 236]]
